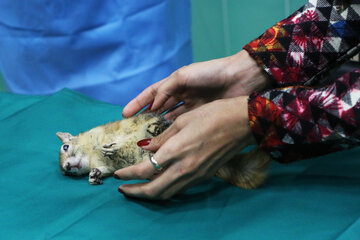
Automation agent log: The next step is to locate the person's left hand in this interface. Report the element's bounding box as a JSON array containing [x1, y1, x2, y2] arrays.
[[113, 96, 255, 200]]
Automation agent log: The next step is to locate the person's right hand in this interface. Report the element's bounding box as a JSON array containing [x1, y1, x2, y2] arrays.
[[122, 50, 272, 120]]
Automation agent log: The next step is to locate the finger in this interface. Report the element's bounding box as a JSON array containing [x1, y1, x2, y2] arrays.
[[122, 80, 164, 117], [115, 134, 180, 180], [153, 97, 181, 115], [140, 122, 181, 152], [163, 176, 203, 199], [118, 163, 180, 200], [163, 104, 189, 120], [114, 155, 159, 180], [149, 77, 181, 112], [119, 161, 205, 200], [148, 91, 171, 113], [118, 124, 184, 181]]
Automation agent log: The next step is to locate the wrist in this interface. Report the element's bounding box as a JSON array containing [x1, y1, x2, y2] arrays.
[[230, 96, 257, 146], [225, 50, 272, 95]]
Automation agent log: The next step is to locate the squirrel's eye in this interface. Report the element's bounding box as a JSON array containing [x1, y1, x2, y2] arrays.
[[63, 145, 69, 151]]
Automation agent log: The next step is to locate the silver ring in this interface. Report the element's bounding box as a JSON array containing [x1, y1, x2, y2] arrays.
[[149, 155, 163, 171]]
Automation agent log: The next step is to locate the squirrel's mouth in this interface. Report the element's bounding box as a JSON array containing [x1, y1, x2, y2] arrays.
[[64, 160, 83, 173]]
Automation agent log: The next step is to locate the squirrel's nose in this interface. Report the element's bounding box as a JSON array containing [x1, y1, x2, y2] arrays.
[[65, 162, 71, 171]]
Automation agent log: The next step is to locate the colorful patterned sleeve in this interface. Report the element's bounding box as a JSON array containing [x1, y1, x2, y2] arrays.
[[248, 70, 360, 163], [243, 0, 360, 87]]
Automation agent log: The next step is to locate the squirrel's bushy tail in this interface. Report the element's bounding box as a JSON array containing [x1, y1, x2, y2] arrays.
[[216, 148, 272, 189]]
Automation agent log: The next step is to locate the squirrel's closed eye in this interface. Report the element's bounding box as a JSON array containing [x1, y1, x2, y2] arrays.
[[63, 145, 69, 151]]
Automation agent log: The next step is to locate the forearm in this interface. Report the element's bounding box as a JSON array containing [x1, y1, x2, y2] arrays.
[[244, 0, 360, 87], [248, 70, 360, 162]]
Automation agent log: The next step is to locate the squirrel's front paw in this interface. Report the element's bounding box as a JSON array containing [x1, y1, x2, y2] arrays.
[[102, 143, 117, 157], [89, 168, 103, 185]]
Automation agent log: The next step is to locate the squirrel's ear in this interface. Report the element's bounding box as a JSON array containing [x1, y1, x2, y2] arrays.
[[56, 132, 74, 143]]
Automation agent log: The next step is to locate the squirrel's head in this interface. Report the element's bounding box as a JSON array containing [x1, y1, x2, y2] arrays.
[[56, 132, 91, 176]]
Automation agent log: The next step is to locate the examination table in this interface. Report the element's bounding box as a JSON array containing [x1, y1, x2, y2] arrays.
[[1, 89, 360, 239]]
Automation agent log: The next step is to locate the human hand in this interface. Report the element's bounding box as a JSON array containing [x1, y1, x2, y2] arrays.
[[122, 50, 271, 120], [114, 96, 255, 200]]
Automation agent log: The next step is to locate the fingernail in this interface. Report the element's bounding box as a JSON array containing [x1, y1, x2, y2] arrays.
[[137, 138, 152, 147], [113, 174, 120, 179], [148, 101, 154, 110], [118, 187, 129, 198]]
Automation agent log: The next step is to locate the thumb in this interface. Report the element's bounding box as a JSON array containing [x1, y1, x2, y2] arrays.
[[137, 123, 180, 152]]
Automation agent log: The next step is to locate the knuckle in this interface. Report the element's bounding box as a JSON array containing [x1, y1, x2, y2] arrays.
[[165, 141, 182, 154], [149, 85, 158, 97], [158, 193, 171, 200], [174, 161, 197, 179], [173, 67, 189, 84], [171, 121, 180, 131], [174, 116, 185, 128], [153, 135, 164, 145], [142, 187, 158, 199], [186, 165, 199, 177], [133, 167, 146, 178], [197, 168, 209, 180]]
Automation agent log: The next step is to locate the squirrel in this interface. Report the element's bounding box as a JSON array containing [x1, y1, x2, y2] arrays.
[[57, 113, 271, 188]]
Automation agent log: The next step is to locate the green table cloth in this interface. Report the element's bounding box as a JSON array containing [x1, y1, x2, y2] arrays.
[[1, 89, 360, 240]]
